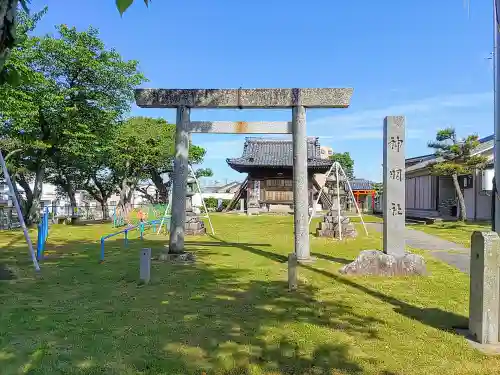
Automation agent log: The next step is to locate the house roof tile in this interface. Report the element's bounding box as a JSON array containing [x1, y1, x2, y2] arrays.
[[349, 179, 375, 191], [405, 134, 494, 173]]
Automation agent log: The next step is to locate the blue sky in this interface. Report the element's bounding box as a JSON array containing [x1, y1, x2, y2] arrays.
[[32, 0, 494, 184]]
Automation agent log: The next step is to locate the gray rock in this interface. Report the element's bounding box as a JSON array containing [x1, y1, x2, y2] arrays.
[[316, 212, 358, 239], [158, 251, 196, 263], [339, 250, 426, 276], [0, 264, 17, 280]]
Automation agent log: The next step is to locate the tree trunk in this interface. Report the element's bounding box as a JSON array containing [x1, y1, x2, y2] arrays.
[[452, 173, 467, 222], [9, 175, 26, 214], [150, 169, 168, 203], [100, 201, 109, 221], [68, 190, 78, 224], [117, 178, 136, 220], [0, 0, 18, 75], [18, 168, 45, 225]]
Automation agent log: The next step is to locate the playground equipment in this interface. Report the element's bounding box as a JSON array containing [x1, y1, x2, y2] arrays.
[[36, 207, 49, 260], [112, 203, 168, 228], [112, 205, 127, 228], [100, 219, 168, 262], [308, 161, 369, 237], [0, 150, 40, 271], [156, 187, 172, 235]]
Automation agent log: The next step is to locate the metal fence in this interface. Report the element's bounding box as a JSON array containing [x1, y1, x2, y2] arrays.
[[44, 203, 170, 222], [0, 208, 20, 229]]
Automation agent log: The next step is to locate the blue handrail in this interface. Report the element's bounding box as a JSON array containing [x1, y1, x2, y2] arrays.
[[99, 219, 166, 262]]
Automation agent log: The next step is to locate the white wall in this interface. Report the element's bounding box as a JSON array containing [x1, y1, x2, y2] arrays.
[[475, 168, 493, 220], [406, 175, 435, 210], [464, 187, 475, 219], [191, 192, 235, 208]]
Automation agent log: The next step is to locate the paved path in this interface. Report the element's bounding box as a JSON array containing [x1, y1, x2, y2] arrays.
[[367, 223, 470, 273]]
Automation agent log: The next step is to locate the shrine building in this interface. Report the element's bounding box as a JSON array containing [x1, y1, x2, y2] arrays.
[[226, 137, 333, 212]]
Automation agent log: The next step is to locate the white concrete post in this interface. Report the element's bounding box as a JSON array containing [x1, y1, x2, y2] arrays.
[[140, 248, 151, 284]]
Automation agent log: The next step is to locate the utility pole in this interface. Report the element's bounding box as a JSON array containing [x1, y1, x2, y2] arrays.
[[494, 0, 500, 232]]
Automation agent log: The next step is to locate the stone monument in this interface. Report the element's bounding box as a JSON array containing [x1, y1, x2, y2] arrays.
[[315, 175, 357, 238], [339, 116, 426, 276], [185, 177, 206, 236]]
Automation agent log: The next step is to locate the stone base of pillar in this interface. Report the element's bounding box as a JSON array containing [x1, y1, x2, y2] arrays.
[[247, 206, 260, 215], [339, 250, 426, 276], [296, 256, 316, 264], [159, 250, 196, 263], [185, 214, 206, 236], [454, 329, 500, 354]]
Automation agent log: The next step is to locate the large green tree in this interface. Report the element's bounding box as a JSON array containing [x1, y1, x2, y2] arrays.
[[428, 128, 487, 222], [0, 15, 145, 224], [112, 117, 211, 207], [0, 1, 150, 82], [80, 152, 120, 220], [329, 151, 355, 180]]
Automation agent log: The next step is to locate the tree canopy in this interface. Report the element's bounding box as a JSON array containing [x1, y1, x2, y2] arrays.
[[0, 9, 211, 224], [0, 1, 150, 84], [329, 151, 355, 180], [428, 128, 487, 221]]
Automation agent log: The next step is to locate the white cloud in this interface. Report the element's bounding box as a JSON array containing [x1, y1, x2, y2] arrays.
[[318, 129, 424, 141], [197, 139, 245, 160], [309, 92, 492, 130]]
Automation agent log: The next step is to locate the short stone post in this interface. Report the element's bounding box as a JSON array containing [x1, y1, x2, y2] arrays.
[[383, 116, 406, 256], [140, 248, 152, 284], [288, 253, 298, 291], [469, 231, 500, 344]]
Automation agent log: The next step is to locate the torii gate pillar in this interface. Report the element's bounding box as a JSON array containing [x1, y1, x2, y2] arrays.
[[135, 88, 353, 260]]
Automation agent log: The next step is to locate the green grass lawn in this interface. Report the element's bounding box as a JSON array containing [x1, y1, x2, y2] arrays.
[[408, 221, 491, 247], [347, 214, 383, 223], [0, 215, 499, 374]]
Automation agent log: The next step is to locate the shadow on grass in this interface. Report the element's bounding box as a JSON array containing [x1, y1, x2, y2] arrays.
[[312, 253, 352, 265], [0, 236, 385, 374], [204, 236, 468, 333], [188, 238, 288, 264], [303, 265, 468, 331]]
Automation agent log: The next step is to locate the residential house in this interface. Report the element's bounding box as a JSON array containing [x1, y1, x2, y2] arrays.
[[0, 180, 162, 220], [191, 181, 241, 210], [405, 135, 494, 221]]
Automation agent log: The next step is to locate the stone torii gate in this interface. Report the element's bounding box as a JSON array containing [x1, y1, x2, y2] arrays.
[[134, 88, 353, 261]]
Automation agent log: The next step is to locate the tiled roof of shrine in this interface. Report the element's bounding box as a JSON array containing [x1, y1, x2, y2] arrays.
[[226, 137, 333, 173]]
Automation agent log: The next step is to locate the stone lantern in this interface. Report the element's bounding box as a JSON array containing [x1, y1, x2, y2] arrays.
[[184, 176, 206, 235], [325, 174, 347, 213], [315, 172, 357, 239], [185, 177, 196, 212]]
